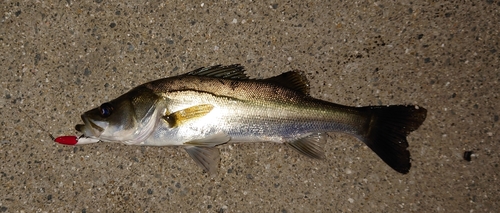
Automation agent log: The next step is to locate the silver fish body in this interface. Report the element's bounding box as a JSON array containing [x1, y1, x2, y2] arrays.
[[76, 65, 427, 174]]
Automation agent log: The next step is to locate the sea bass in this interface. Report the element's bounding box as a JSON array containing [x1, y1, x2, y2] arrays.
[[72, 64, 427, 174]]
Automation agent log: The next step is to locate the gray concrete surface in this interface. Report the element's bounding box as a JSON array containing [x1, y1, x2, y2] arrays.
[[1, 0, 498, 212]]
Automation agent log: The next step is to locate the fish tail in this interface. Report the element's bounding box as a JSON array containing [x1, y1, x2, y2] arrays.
[[359, 105, 427, 174]]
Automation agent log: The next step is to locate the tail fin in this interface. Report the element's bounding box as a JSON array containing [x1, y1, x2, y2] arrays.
[[359, 105, 427, 174]]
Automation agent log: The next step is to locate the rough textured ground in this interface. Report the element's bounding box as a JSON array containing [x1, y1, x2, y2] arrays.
[[1, 0, 498, 212]]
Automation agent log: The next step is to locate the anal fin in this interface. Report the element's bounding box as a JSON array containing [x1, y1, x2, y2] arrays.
[[287, 132, 326, 159]]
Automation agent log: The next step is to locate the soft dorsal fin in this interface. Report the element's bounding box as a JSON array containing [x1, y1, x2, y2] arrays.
[[265, 70, 310, 95], [185, 64, 249, 79]]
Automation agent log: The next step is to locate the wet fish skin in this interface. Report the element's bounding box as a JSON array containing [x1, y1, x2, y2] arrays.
[[75, 64, 427, 174]]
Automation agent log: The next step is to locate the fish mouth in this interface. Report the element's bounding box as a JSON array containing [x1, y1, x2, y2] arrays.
[[75, 115, 108, 138]]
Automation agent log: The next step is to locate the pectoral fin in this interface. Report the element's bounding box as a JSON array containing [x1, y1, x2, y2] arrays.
[[287, 132, 326, 159], [185, 146, 220, 175], [163, 104, 214, 128]]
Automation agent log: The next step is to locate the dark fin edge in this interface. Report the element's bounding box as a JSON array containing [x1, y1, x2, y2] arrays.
[[360, 105, 427, 174]]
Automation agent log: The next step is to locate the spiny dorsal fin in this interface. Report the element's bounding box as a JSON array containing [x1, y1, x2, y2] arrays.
[[265, 70, 310, 95], [185, 64, 249, 79]]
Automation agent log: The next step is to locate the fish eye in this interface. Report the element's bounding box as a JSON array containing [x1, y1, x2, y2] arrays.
[[98, 103, 113, 118]]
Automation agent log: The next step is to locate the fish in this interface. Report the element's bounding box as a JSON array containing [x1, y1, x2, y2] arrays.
[[73, 64, 427, 174]]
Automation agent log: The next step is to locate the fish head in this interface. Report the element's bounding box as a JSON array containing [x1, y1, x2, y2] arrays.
[[75, 100, 136, 142], [75, 87, 160, 144]]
